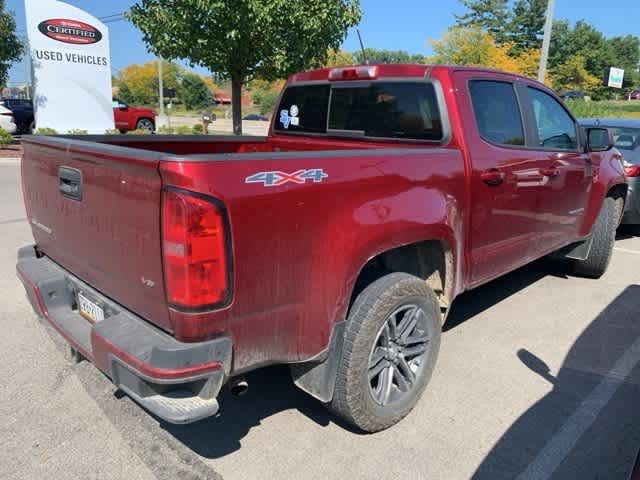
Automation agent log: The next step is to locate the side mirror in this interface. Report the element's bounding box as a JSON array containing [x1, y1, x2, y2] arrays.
[[119, 104, 128, 111], [587, 127, 613, 152]]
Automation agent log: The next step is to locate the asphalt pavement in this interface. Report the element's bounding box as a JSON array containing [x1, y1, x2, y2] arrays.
[[1, 161, 639, 480]]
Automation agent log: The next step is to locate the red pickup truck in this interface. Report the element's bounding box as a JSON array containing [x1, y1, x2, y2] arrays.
[[17, 64, 626, 432], [113, 99, 156, 133]]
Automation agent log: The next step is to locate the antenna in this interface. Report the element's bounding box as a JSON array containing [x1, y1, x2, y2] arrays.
[[356, 29, 369, 65]]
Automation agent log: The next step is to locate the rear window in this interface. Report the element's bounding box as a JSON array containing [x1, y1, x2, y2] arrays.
[[274, 85, 331, 135], [274, 82, 444, 141]]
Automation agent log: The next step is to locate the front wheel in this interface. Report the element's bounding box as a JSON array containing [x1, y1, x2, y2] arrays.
[[571, 197, 617, 278], [328, 273, 441, 433], [136, 118, 155, 133]]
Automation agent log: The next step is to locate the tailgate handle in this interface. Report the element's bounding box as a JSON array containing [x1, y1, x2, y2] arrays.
[[58, 167, 83, 201]]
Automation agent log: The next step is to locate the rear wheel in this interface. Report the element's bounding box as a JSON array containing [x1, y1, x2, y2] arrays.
[[571, 197, 616, 278], [136, 118, 155, 133], [328, 273, 441, 433]]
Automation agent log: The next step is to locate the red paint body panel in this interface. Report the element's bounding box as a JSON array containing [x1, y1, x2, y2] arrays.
[[20, 65, 626, 375], [113, 104, 156, 132]]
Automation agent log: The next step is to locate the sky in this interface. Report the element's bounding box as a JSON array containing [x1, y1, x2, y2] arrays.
[[6, 0, 640, 86]]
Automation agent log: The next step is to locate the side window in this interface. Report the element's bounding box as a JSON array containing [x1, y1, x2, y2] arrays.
[[469, 80, 525, 147], [528, 87, 578, 150]]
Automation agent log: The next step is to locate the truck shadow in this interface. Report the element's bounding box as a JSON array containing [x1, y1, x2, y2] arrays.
[[444, 256, 569, 332], [473, 285, 640, 479], [161, 365, 337, 458], [160, 257, 572, 458]]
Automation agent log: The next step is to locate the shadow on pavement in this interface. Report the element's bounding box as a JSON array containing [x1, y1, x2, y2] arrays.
[[444, 257, 569, 332], [160, 365, 347, 459], [473, 285, 640, 480]]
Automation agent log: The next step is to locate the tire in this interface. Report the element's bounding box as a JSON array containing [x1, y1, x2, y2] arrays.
[[136, 118, 155, 132], [328, 272, 441, 433], [571, 197, 616, 278]]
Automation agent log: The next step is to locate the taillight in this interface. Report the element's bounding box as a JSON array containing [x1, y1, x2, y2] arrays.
[[162, 189, 231, 310], [624, 161, 640, 177], [329, 66, 378, 81]]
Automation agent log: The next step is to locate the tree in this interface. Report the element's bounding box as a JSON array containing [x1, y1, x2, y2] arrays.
[[325, 48, 355, 67], [0, 0, 23, 86], [117, 60, 181, 104], [550, 55, 600, 93], [353, 49, 425, 64], [181, 73, 213, 110], [608, 35, 640, 89], [508, 0, 546, 52], [455, 0, 509, 44], [129, 0, 361, 135], [429, 26, 540, 79], [117, 82, 135, 104]]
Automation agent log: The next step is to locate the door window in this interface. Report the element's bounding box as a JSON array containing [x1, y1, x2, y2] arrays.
[[528, 87, 578, 150], [469, 80, 525, 147]]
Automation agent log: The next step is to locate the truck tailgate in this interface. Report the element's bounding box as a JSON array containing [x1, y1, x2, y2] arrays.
[[21, 138, 172, 332]]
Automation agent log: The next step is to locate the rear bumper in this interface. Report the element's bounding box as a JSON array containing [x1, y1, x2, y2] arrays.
[[16, 245, 232, 424]]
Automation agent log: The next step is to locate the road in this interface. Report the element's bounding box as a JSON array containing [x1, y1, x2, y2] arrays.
[[1, 160, 639, 480]]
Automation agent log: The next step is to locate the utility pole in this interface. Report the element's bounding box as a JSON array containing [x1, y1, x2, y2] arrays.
[[537, 0, 555, 83], [158, 57, 165, 116], [157, 57, 168, 128]]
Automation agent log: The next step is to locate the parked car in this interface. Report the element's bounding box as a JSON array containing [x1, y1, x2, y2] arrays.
[[112, 99, 156, 133], [581, 118, 640, 233], [559, 90, 585, 101], [630, 448, 640, 480], [1, 98, 34, 134], [18, 64, 625, 432], [243, 114, 269, 121], [0, 102, 17, 134], [628, 90, 640, 101]]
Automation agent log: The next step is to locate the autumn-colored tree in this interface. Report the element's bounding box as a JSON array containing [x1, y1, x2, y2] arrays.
[[325, 49, 355, 67], [428, 27, 540, 79], [116, 60, 181, 105], [550, 55, 600, 93]]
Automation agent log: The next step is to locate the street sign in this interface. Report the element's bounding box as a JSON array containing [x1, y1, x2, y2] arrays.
[[605, 67, 625, 89], [24, 0, 114, 133]]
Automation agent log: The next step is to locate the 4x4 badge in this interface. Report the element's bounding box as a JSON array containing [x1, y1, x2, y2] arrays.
[[245, 169, 328, 187]]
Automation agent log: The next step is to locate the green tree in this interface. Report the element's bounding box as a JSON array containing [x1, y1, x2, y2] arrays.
[[455, 0, 509, 44], [550, 55, 600, 93], [608, 35, 640, 89], [129, 0, 361, 135], [181, 73, 212, 111], [117, 82, 135, 104], [353, 49, 424, 64], [0, 0, 23, 86], [508, 0, 546, 52]]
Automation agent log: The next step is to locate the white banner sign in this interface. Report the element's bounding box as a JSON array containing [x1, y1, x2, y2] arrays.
[[25, 0, 114, 133], [607, 67, 625, 89]]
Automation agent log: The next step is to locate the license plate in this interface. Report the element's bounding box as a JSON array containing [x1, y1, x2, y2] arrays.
[[77, 292, 105, 323]]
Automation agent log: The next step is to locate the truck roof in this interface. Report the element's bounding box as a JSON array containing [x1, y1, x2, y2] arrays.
[[287, 63, 540, 84]]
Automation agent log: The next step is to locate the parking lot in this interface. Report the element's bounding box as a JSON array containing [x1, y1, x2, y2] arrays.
[[0, 159, 639, 480]]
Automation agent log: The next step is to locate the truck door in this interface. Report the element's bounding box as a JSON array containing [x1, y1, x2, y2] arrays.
[[517, 84, 592, 255], [454, 73, 545, 287]]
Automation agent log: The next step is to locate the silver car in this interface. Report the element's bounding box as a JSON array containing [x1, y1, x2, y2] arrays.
[[581, 118, 640, 233]]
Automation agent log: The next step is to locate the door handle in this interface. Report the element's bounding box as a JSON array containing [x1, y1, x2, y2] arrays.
[[58, 166, 83, 201], [539, 167, 560, 178], [481, 169, 505, 186]]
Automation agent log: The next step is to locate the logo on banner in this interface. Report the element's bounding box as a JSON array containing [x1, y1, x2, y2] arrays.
[[38, 18, 103, 45]]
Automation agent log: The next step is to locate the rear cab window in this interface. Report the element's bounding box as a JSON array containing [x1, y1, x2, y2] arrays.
[[468, 80, 525, 147], [274, 81, 444, 142]]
